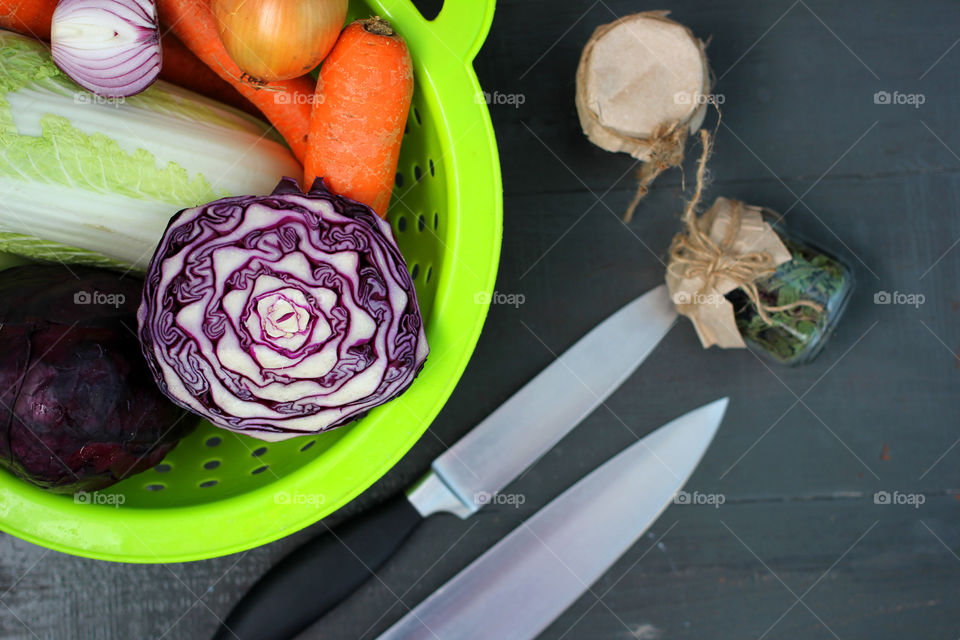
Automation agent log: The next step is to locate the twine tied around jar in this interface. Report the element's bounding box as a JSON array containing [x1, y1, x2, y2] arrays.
[[665, 130, 824, 348], [622, 122, 688, 223]]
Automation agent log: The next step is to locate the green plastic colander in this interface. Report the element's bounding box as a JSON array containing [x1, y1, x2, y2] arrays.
[[0, 0, 502, 562]]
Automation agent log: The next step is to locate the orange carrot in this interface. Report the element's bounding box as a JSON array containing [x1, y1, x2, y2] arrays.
[[304, 17, 414, 217], [159, 33, 257, 116], [157, 0, 314, 162], [0, 0, 55, 39]]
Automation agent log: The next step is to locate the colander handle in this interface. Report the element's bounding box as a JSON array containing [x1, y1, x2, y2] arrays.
[[385, 0, 496, 63], [213, 493, 424, 640], [430, 0, 496, 62]]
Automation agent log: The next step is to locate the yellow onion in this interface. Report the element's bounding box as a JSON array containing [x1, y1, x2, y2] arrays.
[[212, 0, 348, 82]]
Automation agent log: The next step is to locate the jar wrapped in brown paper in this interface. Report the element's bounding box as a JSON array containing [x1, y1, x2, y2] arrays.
[[665, 132, 854, 366], [575, 11, 710, 221]]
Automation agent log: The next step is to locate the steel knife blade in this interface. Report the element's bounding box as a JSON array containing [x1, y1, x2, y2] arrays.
[[378, 398, 729, 640], [409, 283, 678, 518]]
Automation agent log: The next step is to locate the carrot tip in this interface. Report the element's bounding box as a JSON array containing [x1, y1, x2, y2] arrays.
[[362, 16, 396, 37]]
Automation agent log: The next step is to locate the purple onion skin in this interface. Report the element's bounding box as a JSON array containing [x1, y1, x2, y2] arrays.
[[0, 266, 191, 494], [138, 178, 430, 441], [51, 0, 162, 99]]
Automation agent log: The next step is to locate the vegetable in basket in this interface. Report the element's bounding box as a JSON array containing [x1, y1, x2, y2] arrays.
[[0, 0, 256, 113], [0, 30, 301, 271], [0, 0, 57, 40], [51, 0, 162, 98], [138, 178, 429, 442], [211, 0, 347, 83], [157, 0, 315, 162], [304, 16, 414, 217], [157, 31, 257, 115], [0, 265, 192, 493]]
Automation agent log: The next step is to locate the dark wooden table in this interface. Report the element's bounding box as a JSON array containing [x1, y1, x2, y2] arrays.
[[3, 1, 959, 638]]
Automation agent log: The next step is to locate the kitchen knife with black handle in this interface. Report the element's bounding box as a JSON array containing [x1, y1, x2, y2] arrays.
[[378, 398, 729, 640], [214, 284, 678, 640]]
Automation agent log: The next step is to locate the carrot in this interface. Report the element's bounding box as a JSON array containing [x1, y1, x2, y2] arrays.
[[159, 33, 257, 116], [157, 0, 314, 162], [0, 0, 55, 40], [304, 17, 414, 217]]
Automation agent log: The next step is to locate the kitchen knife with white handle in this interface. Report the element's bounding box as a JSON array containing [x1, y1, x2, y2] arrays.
[[215, 285, 677, 640], [378, 398, 729, 640]]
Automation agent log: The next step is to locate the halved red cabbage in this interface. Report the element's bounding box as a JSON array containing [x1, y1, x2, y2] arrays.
[[137, 178, 429, 441]]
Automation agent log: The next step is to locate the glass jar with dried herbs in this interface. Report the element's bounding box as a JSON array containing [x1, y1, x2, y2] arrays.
[[726, 210, 854, 366]]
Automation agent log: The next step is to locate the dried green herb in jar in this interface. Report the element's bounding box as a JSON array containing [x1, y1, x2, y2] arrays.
[[727, 223, 854, 365], [664, 130, 854, 365]]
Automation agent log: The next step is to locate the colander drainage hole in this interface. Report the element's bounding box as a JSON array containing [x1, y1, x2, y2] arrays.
[[154, 463, 171, 473], [429, 159, 435, 177], [425, 266, 433, 284], [199, 480, 218, 488], [252, 447, 268, 458], [251, 465, 269, 475], [433, 213, 439, 230], [204, 460, 221, 470], [300, 440, 316, 452], [413, 165, 422, 182], [395, 172, 404, 188], [410, 264, 420, 279], [397, 216, 407, 232], [417, 215, 426, 232], [413, 107, 421, 125], [205, 436, 222, 447], [145, 483, 165, 492]]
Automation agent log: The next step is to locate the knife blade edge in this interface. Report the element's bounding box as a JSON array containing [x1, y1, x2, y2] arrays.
[[429, 285, 678, 516], [378, 398, 729, 640]]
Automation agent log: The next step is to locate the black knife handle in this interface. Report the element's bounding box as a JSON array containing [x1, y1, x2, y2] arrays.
[[213, 493, 424, 640]]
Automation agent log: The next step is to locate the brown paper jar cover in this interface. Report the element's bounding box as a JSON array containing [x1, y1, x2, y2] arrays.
[[575, 11, 710, 161]]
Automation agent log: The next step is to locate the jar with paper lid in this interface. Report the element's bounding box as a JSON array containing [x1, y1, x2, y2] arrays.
[[726, 208, 855, 365], [667, 196, 855, 366], [575, 11, 711, 222]]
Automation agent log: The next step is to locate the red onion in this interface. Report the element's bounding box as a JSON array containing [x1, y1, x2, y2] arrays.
[[51, 0, 161, 98]]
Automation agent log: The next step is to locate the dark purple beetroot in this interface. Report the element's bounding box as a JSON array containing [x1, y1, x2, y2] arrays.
[[0, 265, 192, 493]]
